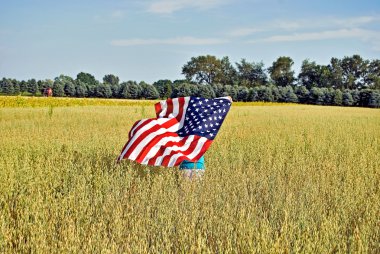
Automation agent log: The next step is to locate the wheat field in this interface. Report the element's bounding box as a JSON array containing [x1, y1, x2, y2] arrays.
[[0, 98, 379, 253]]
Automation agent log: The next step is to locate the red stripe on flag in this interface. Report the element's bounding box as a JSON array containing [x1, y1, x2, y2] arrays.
[[147, 135, 193, 165], [166, 99, 173, 117], [118, 119, 152, 161], [172, 139, 212, 166], [161, 136, 203, 167], [176, 97, 185, 122], [135, 132, 178, 164], [128, 120, 142, 139], [122, 117, 179, 160], [117, 141, 130, 161], [129, 119, 154, 138], [118, 119, 156, 161], [154, 102, 162, 117]]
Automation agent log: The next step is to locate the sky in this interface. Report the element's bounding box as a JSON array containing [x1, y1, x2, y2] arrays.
[[0, 0, 379, 83]]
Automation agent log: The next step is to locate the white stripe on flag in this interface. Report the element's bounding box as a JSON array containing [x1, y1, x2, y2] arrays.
[[130, 119, 148, 137], [172, 98, 179, 118], [179, 97, 190, 128], [154, 135, 196, 166], [119, 118, 169, 160], [159, 101, 167, 117], [128, 121, 180, 161], [167, 136, 208, 167], [140, 135, 187, 165]]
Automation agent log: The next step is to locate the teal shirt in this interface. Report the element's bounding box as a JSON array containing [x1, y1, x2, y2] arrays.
[[179, 156, 205, 170]]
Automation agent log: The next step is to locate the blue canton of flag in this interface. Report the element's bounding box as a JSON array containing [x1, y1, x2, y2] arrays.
[[177, 97, 231, 140]]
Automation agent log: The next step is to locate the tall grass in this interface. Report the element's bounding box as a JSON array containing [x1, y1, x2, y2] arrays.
[[0, 103, 379, 253]]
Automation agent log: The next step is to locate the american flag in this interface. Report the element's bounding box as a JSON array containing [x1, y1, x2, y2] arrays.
[[117, 96, 232, 167]]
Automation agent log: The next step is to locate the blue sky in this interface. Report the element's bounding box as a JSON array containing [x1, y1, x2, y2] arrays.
[[0, 0, 379, 83]]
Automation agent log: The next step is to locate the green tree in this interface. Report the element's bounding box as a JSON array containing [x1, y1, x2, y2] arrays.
[[189, 84, 199, 96], [182, 55, 223, 85], [268, 56, 295, 87], [27, 79, 38, 95], [153, 79, 173, 99], [139, 81, 150, 99], [295, 86, 310, 104], [76, 72, 97, 86], [322, 88, 334, 105], [359, 89, 372, 107], [122, 81, 141, 99], [368, 91, 380, 108], [0, 78, 14, 94], [248, 87, 259, 101], [328, 58, 344, 89], [256, 86, 273, 102], [284, 86, 298, 103], [298, 59, 320, 89], [64, 81, 76, 97], [342, 90, 354, 106], [95, 83, 112, 98], [129, 82, 142, 99], [341, 55, 368, 89], [75, 73, 98, 96], [171, 83, 193, 97], [222, 85, 238, 101], [332, 89, 343, 106], [236, 59, 267, 87], [138, 81, 159, 99], [236, 86, 249, 101], [144, 85, 160, 99], [55, 75, 75, 85], [52, 81, 65, 97], [211, 83, 224, 97], [318, 65, 332, 88], [278, 86, 289, 102], [365, 59, 380, 89], [309, 87, 324, 105], [37, 80, 44, 94], [13, 81, 20, 95], [75, 81, 88, 97], [271, 86, 281, 102], [110, 83, 121, 98], [350, 90, 360, 106], [103, 74, 119, 86], [220, 56, 237, 85], [197, 84, 215, 98], [20, 80, 28, 93], [298, 60, 331, 89]]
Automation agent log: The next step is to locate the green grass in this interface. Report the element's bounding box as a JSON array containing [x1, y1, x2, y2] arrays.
[[0, 102, 379, 253]]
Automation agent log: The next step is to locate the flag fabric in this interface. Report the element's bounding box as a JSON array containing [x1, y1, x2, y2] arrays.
[[117, 96, 232, 167]]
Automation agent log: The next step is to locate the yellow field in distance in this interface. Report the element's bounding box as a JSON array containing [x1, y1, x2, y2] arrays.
[[0, 96, 296, 108]]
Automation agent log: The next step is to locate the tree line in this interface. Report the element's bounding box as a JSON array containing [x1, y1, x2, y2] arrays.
[[0, 54, 379, 107]]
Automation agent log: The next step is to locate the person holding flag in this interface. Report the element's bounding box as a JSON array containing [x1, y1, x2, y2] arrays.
[[117, 96, 232, 176], [179, 155, 205, 179]]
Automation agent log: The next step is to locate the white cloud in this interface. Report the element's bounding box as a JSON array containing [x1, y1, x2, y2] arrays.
[[229, 15, 380, 37], [248, 28, 378, 43], [147, 0, 229, 14], [110, 36, 228, 46], [332, 16, 380, 27], [228, 28, 262, 37]]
